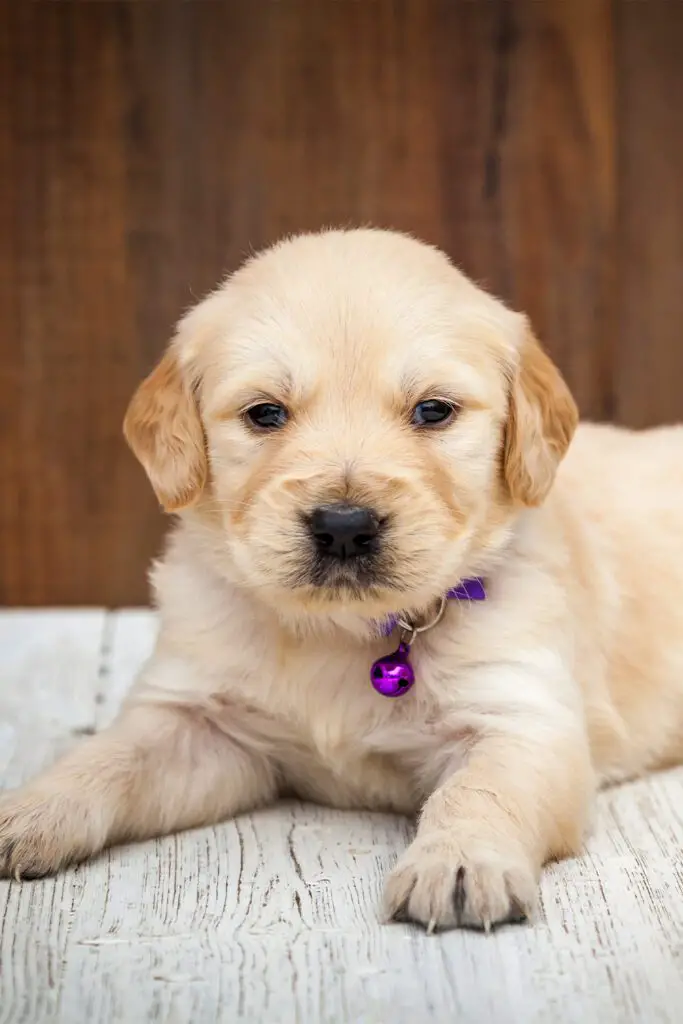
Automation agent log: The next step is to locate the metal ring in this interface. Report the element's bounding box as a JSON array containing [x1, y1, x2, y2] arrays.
[[398, 622, 417, 646], [396, 595, 447, 647], [413, 595, 448, 635]]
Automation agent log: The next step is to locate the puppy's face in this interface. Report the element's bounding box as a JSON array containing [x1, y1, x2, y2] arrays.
[[125, 230, 577, 620]]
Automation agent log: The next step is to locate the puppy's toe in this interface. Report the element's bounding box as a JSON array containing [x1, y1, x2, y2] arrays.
[[0, 789, 92, 879], [383, 832, 537, 933]]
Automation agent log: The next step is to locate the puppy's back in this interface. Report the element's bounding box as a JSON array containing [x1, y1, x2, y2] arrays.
[[556, 422, 683, 777]]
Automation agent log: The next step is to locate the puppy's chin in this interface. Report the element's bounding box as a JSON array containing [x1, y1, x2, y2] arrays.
[[271, 557, 454, 627]]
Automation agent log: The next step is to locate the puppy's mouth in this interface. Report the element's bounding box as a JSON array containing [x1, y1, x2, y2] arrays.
[[306, 551, 387, 594]]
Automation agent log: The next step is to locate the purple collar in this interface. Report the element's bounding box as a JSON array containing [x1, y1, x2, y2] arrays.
[[371, 577, 486, 697], [379, 577, 487, 637]]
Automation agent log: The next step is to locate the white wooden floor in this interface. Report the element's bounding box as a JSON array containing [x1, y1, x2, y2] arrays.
[[1, 612, 683, 1024]]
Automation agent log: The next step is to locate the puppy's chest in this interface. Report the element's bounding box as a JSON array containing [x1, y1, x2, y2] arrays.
[[220, 634, 457, 810], [235, 637, 394, 746]]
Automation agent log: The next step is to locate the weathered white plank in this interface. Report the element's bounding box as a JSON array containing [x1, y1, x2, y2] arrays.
[[0, 610, 107, 786], [1, 611, 683, 1024], [94, 610, 157, 729], [0, 610, 106, 1024]]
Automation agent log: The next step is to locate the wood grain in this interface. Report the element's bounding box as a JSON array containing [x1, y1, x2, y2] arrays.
[[0, 4, 152, 606], [615, 0, 683, 428], [1, 610, 683, 1023], [495, 0, 616, 420], [1, 1, 682, 603]]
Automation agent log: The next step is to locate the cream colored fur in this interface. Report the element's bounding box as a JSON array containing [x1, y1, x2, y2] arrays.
[[3, 229, 683, 933]]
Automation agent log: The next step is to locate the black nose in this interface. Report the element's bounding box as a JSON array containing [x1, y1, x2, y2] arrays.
[[309, 504, 380, 561]]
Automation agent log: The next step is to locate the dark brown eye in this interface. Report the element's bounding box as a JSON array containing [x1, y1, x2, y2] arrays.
[[246, 402, 289, 430], [411, 399, 457, 427]]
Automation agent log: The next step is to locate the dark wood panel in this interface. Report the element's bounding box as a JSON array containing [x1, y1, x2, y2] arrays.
[[0, 0, 677, 605], [616, 0, 683, 428], [1, 3, 142, 605], [495, 0, 616, 421]]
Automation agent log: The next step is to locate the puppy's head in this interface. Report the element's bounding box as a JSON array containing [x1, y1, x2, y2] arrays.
[[125, 230, 577, 621]]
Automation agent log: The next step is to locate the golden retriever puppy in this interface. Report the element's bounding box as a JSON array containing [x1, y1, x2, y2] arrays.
[[3, 228, 683, 932]]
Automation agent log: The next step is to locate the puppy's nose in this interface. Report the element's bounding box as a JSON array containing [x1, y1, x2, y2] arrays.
[[310, 504, 380, 561]]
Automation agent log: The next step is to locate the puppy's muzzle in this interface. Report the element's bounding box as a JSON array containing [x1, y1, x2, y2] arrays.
[[308, 504, 380, 562]]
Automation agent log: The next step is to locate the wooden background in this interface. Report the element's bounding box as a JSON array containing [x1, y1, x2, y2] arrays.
[[1, 0, 682, 606]]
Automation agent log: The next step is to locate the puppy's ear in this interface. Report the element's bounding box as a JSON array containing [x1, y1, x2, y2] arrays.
[[503, 325, 578, 506], [123, 348, 207, 512]]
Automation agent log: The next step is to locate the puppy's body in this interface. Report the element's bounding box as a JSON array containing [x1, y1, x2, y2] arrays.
[[136, 421, 683, 811], [3, 230, 683, 931], [555, 423, 683, 782]]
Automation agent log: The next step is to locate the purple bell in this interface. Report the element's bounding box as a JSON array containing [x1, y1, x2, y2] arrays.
[[370, 641, 415, 697], [370, 578, 486, 698]]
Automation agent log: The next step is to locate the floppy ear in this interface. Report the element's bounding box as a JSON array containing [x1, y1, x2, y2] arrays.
[[123, 348, 207, 512], [503, 326, 578, 506]]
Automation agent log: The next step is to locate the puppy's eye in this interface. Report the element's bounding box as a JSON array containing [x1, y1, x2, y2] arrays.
[[245, 402, 289, 430], [411, 399, 458, 427]]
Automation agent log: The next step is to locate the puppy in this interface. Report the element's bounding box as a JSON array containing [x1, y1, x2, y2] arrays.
[[3, 228, 683, 932]]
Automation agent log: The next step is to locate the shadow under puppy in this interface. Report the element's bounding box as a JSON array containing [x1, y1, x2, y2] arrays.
[[4, 228, 683, 932]]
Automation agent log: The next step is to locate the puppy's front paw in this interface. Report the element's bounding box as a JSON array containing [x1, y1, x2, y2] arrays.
[[0, 787, 97, 879], [383, 831, 538, 933]]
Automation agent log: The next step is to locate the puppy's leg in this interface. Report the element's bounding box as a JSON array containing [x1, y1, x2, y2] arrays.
[[0, 701, 277, 878], [384, 672, 595, 931]]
